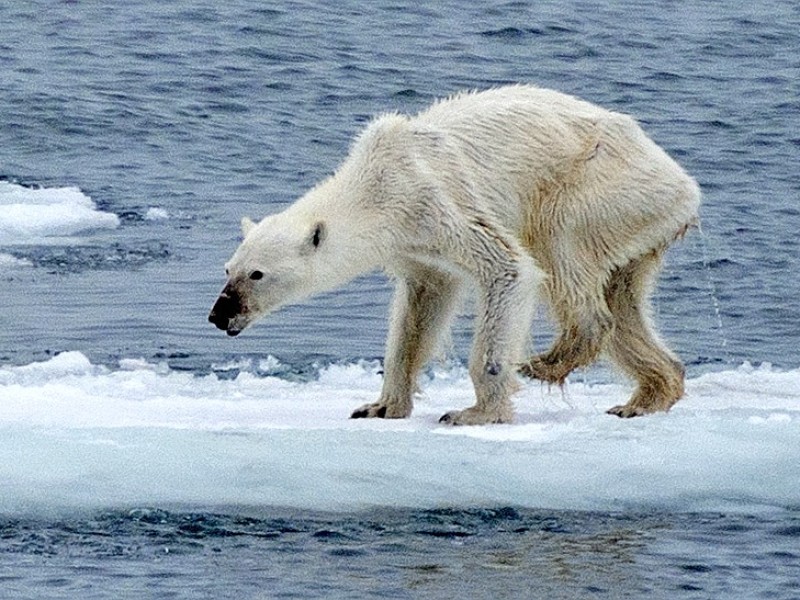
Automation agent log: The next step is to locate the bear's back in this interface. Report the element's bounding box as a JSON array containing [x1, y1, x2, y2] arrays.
[[414, 85, 611, 132]]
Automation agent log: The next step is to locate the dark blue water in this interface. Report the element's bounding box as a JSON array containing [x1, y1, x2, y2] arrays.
[[1, 0, 799, 597], [1, 0, 798, 373], [3, 508, 799, 600]]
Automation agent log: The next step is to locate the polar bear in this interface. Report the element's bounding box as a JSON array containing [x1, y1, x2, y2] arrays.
[[209, 85, 700, 424]]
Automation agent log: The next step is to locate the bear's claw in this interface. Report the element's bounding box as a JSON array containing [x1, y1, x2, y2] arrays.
[[606, 404, 646, 418], [351, 405, 387, 419], [350, 401, 411, 419], [438, 412, 457, 425], [438, 406, 513, 426], [519, 357, 570, 385], [607, 387, 681, 418]]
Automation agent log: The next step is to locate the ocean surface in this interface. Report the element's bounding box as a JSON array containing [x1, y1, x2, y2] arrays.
[[1, 0, 799, 598]]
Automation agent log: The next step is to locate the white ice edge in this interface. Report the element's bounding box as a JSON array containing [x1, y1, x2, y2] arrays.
[[1, 352, 798, 515], [0, 181, 119, 244]]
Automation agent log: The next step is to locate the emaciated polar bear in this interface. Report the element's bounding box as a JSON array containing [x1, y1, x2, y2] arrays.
[[209, 85, 700, 425]]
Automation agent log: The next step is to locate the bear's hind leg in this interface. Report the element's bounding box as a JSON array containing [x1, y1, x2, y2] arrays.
[[519, 275, 613, 386], [604, 251, 685, 417], [520, 318, 611, 385], [351, 267, 461, 419]]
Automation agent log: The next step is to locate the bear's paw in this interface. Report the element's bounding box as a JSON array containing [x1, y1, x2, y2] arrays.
[[438, 405, 513, 426], [350, 400, 412, 419]]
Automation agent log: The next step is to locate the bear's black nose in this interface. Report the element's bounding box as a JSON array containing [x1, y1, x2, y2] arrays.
[[209, 287, 241, 331], [208, 306, 229, 330]]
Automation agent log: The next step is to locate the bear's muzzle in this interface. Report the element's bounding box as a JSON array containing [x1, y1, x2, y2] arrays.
[[208, 284, 244, 336]]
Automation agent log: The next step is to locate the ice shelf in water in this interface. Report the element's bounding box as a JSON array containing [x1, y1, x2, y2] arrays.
[[0, 352, 798, 515]]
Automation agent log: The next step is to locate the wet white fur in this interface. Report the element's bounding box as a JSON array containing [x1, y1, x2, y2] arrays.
[[221, 85, 700, 424]]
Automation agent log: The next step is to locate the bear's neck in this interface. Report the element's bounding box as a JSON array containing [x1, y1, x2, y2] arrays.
[[291, 176, 391, 290]]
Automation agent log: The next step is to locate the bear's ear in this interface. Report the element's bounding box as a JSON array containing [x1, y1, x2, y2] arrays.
[[241, 217, 256, 237]]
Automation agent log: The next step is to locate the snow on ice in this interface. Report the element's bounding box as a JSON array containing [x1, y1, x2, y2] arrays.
[[0, 352, 798, 515]]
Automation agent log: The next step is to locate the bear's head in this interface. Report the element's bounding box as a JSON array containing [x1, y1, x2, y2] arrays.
[[208, 214, 328, 336]]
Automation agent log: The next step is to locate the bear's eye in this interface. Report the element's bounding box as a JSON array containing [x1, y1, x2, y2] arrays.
[[250, 270, 264, 281]]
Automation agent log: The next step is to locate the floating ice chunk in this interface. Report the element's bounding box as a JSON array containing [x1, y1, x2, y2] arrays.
[[0, 350, 97, 385], [0, 181, 119, 243], [0, 253, 32, 268], [144, 207, 169, 220], [118, 357, 170, 375], [258, 355, 283, 373]]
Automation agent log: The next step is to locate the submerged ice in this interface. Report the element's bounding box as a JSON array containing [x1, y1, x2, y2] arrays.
[[1, 352, 798, 515]]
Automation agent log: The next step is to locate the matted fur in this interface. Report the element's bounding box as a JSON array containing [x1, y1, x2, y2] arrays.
[[209, 85, 700, 424]]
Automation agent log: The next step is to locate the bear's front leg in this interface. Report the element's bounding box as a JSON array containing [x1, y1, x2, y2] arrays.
[[351, 267, 461, 420], [439, 252, 540, 426], [438, 360, 517, 425], [438, 347, 521, 426]]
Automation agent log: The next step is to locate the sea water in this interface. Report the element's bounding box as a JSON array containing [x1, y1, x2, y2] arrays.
[[1, 0, 799, 598]]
